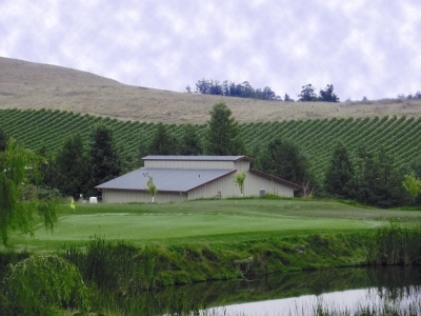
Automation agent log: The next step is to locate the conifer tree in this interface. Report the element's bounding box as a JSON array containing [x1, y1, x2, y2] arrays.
[[149, 123, 177, 155], [255, 138, 316, 189], [205, 102, 244, 155], [177, 124, 203, 155], [86, 125, 121, 196], [0, 128, 8, 152], [324, 142, 354, 198], [54, 133, 88, 199]]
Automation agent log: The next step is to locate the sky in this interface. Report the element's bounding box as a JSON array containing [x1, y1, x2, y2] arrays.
[[1, 0, 421, 101]]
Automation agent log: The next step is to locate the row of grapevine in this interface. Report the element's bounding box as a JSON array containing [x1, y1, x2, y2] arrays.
[[0, 109, 420, 180]]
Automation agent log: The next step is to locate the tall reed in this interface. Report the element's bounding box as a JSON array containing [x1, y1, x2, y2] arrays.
[[368, 224, 421, 266]]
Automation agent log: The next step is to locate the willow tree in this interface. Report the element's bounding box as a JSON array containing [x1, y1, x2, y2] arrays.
[[0, 139, 58, 246]]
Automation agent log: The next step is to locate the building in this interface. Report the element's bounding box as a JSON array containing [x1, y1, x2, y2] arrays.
[[95, 156, 302, 203]]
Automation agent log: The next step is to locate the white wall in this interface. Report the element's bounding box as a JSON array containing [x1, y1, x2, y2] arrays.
[[244, 172, 295, 197], [102, 189, 187, 203]]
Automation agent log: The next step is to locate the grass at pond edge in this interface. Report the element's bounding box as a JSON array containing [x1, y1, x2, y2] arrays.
[[59, 232, 373, 290], [3, 225, 421, 315]]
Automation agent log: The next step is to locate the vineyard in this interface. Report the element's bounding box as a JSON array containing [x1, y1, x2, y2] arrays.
[[0, 109, 420, 179]]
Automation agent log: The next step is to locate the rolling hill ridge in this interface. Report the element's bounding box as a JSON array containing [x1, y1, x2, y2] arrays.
[[1, 56, 421, 124]]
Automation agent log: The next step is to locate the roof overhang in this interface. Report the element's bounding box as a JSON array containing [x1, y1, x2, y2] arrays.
[[142, 155, 253, 162], [249, 169, 303, 191]]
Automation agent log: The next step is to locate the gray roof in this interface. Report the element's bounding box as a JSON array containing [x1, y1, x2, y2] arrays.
[[95, 168, 236, 193], [142, 155, 252, 162]]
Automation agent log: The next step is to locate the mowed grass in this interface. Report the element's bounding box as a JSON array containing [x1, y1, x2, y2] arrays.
[[6, 198, 421, 252]]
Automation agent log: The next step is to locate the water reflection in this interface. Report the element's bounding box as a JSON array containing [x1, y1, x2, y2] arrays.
[[215, 286, 421, 315], [96, 266, 421, 315]]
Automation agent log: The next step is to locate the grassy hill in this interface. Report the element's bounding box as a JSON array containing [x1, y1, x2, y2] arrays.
[[0, 108, 420, 180], [1, 56, 421, 124], [1, 56, 421, 180]]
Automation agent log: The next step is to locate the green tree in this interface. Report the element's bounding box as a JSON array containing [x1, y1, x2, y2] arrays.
[[255, 138, 315, 189], [402, 173, 421, 203], [298, 84, 318, 102], [86, 125, 121, 196], [149, 123, 177, 155], [324, 142, 354, 198], [205, 102, 245, 155], [147, 176, 157, 202], [118, 144, 135, 174], [0, 139, 58, 245], [319, 84, 340, 102], [234, 171, 247, 196], [349, 147, 407, 207], [177, 124, 203, 155], [54, 133, 88, 199], [0, 128, 8, 152]]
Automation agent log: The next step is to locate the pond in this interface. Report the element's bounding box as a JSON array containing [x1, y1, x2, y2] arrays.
[[98, 266, 421, 315]]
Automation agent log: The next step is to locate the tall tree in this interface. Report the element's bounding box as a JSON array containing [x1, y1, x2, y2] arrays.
[[0, 139, 58, 245], [205, 102, 245, 155], [255, 138, 315, 188], [349, 146, 407, 207], [298, 84, 318, 102], [177, 124, 203, 155], [118, 144, 135, 174], [0, 128, 8, 152], [86, 125, 121, 196], [54, 133, 88, 199], [324, 142, 354, 198], [319, 84, 339, 102], [149, 123, 177, 155]]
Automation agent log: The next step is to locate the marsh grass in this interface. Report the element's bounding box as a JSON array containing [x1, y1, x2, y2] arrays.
[[368, 224, 421, 265]]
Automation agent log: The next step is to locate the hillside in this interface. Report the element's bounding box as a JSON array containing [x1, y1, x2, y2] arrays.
[[1, 56, 421, 123], [0, 109, 420, 180]]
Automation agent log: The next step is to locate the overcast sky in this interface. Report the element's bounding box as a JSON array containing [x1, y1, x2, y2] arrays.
[[2, 0, 421, 101]]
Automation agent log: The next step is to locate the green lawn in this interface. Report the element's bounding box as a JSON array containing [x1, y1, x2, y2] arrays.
[[5, 198, 421, 252]]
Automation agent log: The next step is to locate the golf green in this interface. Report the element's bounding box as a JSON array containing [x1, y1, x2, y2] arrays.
[[30, 212, 375, 241]]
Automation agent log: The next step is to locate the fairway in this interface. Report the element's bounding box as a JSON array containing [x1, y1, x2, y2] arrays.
[[6, 198, 420, 252], [31, 212, 375, 242]]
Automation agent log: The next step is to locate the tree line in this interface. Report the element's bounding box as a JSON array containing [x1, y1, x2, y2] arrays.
[[190, 78, 421, 103], [1, 102, 420, 211], [188, 79, 341, 102]]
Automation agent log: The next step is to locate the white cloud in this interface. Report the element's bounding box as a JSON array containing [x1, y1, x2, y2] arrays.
[[1, 0, 420, 99]]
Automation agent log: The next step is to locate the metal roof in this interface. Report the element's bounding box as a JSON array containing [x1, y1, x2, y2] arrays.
[[142, 155, 253, 162], [249, 169, 303, 190], [95, 168, 236, 193]]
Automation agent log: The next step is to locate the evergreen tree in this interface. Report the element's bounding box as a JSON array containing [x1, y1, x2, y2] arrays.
[[149, 123, 177, 155], [205, 102, 244, 155], [374, 147, 407, 207], [349, 147, 407, 207], [86, 125, 121, 196], [118, 145, 135, 174], [177, 124, 203, 155], [348, 146, 377, 204], [54, 134, 88, 199], [255, 138, 315, 189], [0, 128, 8, 152], [324, 142, 354, 198]]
